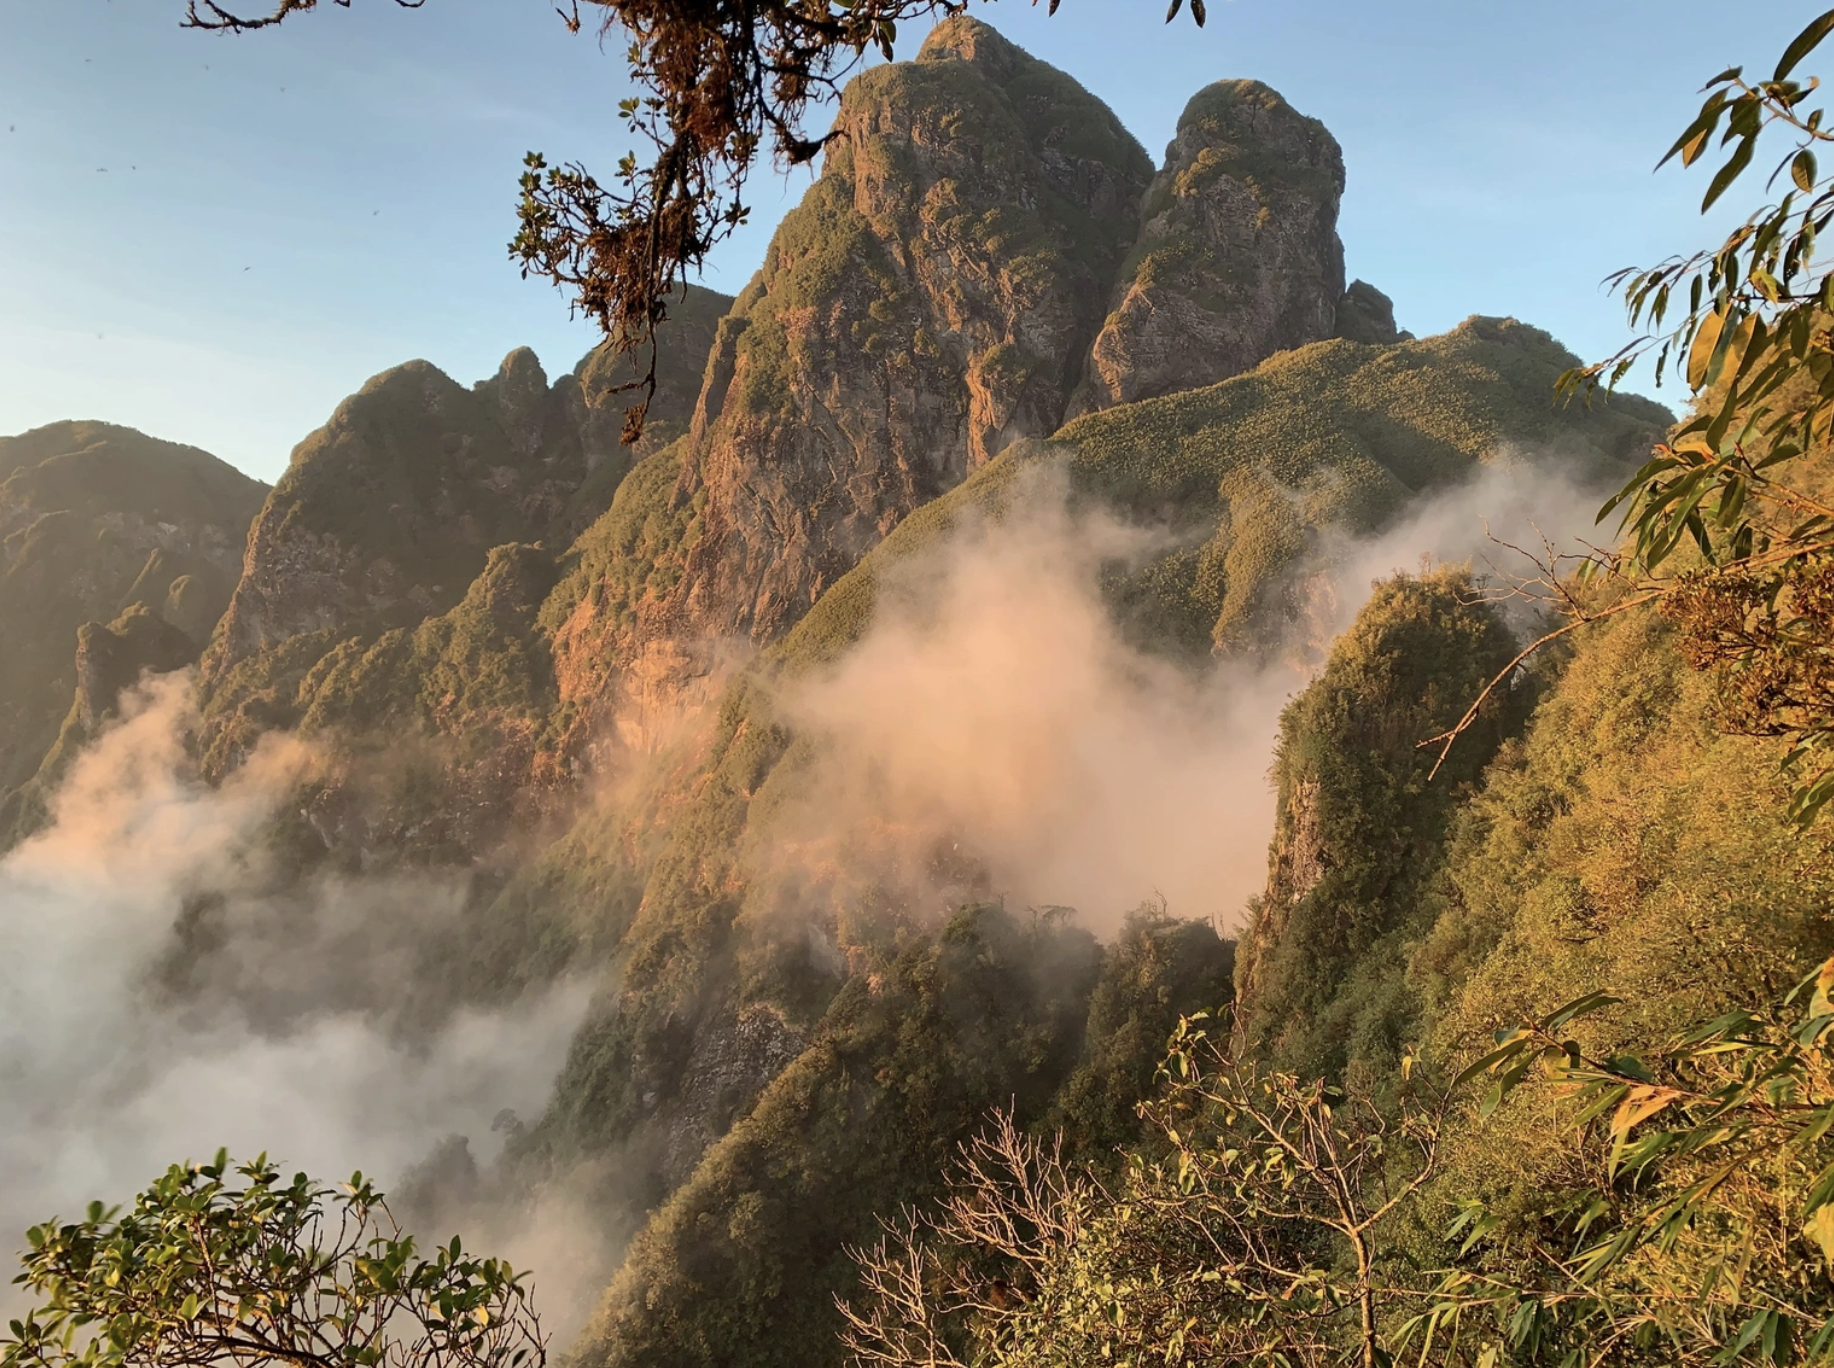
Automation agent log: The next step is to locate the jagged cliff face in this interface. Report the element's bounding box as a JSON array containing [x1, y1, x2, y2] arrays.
[[195, 287, 729, 776], [0, 421, 267, 823], [202, 352, 597, 694], [544, 17, 1153, 744], [1072, 79, 1347, 413]]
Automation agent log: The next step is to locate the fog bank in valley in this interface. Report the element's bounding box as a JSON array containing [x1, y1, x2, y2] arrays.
[[770, 455, 1617, 936], [0, 675, 588, 1306], [0, 446, 1620, 1333]]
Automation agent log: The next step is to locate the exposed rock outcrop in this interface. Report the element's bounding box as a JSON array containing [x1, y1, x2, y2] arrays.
[[577, 284, 731, 456], [203, 355, 592, 693], [547, 16, 1154, 742], [1334, 279, 1408, 345], [69, 605, 199, 734], [1071, 79, 1347, 414], [196, 290, 730, 774]]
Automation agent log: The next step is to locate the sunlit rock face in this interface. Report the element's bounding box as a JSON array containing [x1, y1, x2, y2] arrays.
[[545, 16, 1154, 747], [1334, 279, 1407, 345], [191, 289, 730, 775], [1070, 78, 1347, 414]]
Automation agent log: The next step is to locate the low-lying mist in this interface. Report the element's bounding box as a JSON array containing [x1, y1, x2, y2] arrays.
[[769, 455, 1616, 936], [0, 675, 589, 1307]]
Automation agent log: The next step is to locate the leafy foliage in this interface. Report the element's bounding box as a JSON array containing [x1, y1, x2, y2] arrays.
[[840, 1013, 1452, 1368], [1528, 8, 1834, 824], [2, 1156, 542, 1368], [1406, 976, 1834, 1368], [842, 967, 1834, 1368]]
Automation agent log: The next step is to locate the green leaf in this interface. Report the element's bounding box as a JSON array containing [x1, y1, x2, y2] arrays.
[[1544, 992, 1623, 1033], [1805, 1204, 1834, 1268], [1662, 91, 1730, 169], [1703, 136, 1757, 213], [1453, 1035, 1531, 1089], [1775, 8, 1834, 81]]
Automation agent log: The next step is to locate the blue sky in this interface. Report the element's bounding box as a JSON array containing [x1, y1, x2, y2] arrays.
[[0, 0, 1809, 483]]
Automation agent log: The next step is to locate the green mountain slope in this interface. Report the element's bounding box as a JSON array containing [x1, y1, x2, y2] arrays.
[[1194, 561, 1834, 1320], [568, 907, 1232, 1368], [1228, 567, 1522, 1081], [192, 289, 731, 861], [0, 23, 1727, 1368], [463, 313, 1670, 1368], [781, 316, 1669, 669], [0, 420, 267, 834], [1413, 601, 1834, 1218]]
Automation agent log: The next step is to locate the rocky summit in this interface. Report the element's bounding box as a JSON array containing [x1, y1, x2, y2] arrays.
[[1073, 78, 1350, 413], [542, 18, 1158, 751]]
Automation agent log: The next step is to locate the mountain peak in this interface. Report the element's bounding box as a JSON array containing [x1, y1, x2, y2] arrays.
[[491, 345, 548, 391], [916, 13, 1020, 71], [1068, 73, 1346, 413]]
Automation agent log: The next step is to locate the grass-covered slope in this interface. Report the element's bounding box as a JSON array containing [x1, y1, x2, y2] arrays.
[[779, 316, 1671, 669], [565, 908, 1233, 1368], [509, 315, 1671, 1166], [0, 421, 266, 831], [1217, 555, 1834, 1233], [1061, 317, 1668, 654], [1408, 611, 1834, 1258], [1421, 605, 1834, 1049]]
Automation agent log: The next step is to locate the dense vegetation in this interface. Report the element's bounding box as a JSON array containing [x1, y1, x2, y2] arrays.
[[829, 14, 1834, 1368]]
